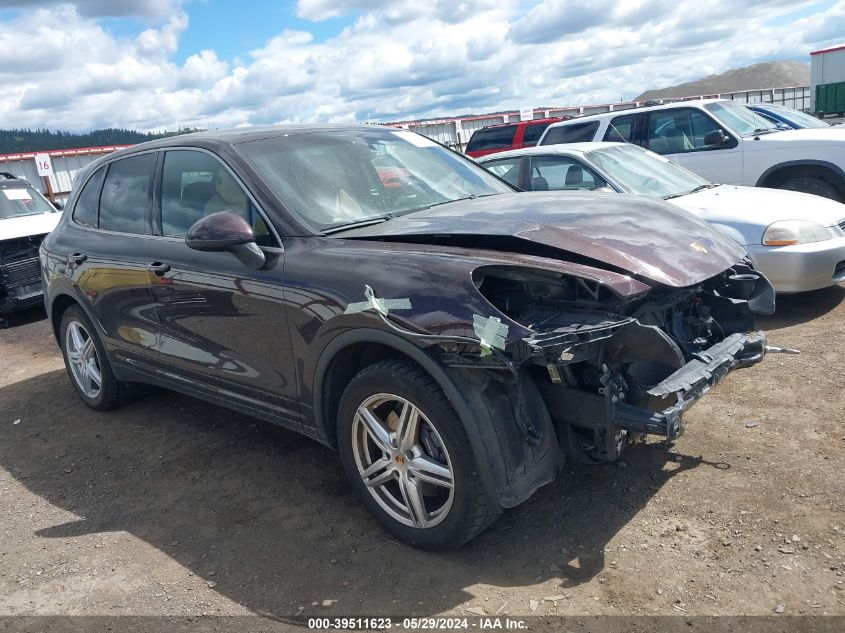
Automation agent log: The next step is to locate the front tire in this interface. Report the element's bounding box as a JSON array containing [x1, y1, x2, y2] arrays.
[[778, 177, 842, 202], [337, 358, 499, 549], [59, 306, 145, 410]]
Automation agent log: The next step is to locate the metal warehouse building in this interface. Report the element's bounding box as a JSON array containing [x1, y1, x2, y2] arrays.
[[0, 145, 128, 204]]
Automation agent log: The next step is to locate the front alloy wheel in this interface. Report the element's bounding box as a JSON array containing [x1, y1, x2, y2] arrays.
[[352, 394, 454, 529], [337, 358, 499, 549]]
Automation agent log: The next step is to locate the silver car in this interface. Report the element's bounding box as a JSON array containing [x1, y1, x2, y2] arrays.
[[478, 142, 845, 293]]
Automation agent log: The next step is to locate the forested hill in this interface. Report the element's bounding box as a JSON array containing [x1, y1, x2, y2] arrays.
[[0, 128, 201, 154]]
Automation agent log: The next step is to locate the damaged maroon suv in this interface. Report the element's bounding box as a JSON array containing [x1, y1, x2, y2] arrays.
[[42, 125, 778, 549]]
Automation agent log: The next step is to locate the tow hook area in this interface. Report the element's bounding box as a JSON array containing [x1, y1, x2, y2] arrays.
[[539, 331, 800, 458]]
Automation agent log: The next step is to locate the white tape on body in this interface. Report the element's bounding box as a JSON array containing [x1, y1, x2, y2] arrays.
[[344, 285, 412, 316], [472, 314, 508, 357]]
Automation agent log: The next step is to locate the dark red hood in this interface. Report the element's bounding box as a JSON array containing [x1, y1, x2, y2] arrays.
[[338, 191, 746, 287]]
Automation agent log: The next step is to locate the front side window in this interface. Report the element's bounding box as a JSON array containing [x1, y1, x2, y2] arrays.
[[481, 158, 521, 187], [98, 154, 156, 234], [0, 183, 56, 220], [160, 150, 276, 245], [529, 156, 605, 191], [604, 114, 637, 142], [540, 121, 600, 145], [237, 128, 511, 232], [72, 167, 106, 228], [645, 108, 722, 154], [466, 125, 517, 151]]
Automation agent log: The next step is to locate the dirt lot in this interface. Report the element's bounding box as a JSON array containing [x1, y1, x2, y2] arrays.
[[1, 287, 844, 623]]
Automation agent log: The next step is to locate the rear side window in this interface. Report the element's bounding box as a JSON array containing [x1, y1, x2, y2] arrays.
[[99, 154, 156, 234], [521, 122, 554, 146], [604, 114, 637, 142], [529, 156, 605, 191], [540, 121, 600, 145], [466, 125, 517, 151], [72, 167, 105, 228], [482, 157, 521, 187]]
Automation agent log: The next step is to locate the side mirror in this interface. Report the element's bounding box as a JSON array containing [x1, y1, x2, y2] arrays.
[[703, 129, 729, 147], [52, 200, 63, 211], [185, 211, 265, 269]]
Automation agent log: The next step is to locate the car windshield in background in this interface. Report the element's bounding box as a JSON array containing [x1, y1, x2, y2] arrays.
[[765, 106, 829, 129], [0, 186, 55, 220], [237, 128, 512, 232], [587, 144, 709, 198], [705, 101, 780, 136]]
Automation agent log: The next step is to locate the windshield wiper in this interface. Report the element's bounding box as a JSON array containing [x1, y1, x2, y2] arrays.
[[664, 183, 716, 199], [322, 214, 393, 235]]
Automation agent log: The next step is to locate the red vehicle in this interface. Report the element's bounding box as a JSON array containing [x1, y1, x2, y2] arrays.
[[465, 117, 564, 158]]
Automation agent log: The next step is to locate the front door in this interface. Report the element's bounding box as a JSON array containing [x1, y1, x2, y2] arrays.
[[644, 108, 743, 184], [145, 149, 300, 425]]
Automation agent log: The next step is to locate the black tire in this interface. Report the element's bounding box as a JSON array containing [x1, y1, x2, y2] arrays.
[[336, 358, 499, 549], [778, 177, 842, 202], [59, 305, 146, 410]]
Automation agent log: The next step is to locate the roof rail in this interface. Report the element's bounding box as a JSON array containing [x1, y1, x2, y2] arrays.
[[0, 172, 19, 180]]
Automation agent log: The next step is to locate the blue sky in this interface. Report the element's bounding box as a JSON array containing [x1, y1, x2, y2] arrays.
[[0, 0, 842, 131]]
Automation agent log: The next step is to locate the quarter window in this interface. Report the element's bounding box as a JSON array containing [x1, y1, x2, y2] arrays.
[[482, 158, 521, 187], [99, 154, 155, 234], [72, 167, 105, 228], [540, 122, 600, 145], [529, 156, 605, 191], [645, 109, 722, 154], [604, 114, 637, 142], [160, 150, 276, 246]]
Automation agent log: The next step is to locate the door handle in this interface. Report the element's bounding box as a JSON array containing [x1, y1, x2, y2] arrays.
[[147, 261, 171, 276], [69, 252, 87, 265]]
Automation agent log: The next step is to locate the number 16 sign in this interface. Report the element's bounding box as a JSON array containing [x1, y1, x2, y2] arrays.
[[34, 153, 54, 177]]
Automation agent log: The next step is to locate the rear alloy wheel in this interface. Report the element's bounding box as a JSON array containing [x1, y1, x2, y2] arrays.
[[337, 358, 498, 549], [59, 306, 145, 410], [65, 320, 103, 399]]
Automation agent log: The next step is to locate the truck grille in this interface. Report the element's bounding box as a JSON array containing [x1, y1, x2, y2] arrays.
[[1, 257, 41, 286]]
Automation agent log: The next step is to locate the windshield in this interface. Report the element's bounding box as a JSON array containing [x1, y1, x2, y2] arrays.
[[237, 128, 512, 232], [704, 101, 780, 136], [0, 185, 55, 220], [762, 105, 829, 129], [586, 144, 709, 198]]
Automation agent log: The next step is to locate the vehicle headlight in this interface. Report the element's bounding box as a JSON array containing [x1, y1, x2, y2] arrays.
[[762, 220, 832, 246]]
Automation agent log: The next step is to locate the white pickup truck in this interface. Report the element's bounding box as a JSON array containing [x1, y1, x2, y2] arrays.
[[538, 99, 845, 202]]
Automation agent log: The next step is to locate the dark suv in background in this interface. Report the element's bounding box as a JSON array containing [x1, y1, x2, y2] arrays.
[[465, 117, 564, 158]]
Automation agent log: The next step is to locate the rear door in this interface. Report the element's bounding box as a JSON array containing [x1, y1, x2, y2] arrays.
[[643, 107, 742, 183], [145, 148, 300, 426], [59, 153, 161, 370]]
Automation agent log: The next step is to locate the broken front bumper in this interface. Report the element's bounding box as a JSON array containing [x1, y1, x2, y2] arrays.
[[541, 331, 769, 442]]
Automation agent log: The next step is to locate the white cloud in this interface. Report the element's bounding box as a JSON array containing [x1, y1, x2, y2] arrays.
[[0, 0, 842, 132]]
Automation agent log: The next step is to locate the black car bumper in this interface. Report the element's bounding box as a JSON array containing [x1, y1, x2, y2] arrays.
[[1, 257, 44, 316], [540, 331, 769, 443]]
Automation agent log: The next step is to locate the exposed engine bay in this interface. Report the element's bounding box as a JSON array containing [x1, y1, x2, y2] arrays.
[[0, 234, 46, 326], [458, 260, 784, 463]]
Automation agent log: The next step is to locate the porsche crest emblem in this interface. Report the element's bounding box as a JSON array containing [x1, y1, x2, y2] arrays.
[[689, 241, 708, 254]]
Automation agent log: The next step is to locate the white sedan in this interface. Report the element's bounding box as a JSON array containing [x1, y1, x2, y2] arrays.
[[477, 142, 845, 293]]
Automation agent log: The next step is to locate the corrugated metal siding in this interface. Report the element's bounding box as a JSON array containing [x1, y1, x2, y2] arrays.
[[0, 149, 120, 204]]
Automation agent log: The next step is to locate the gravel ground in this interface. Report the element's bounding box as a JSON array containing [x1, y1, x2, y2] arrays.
[[1, 287, 843, 624]]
